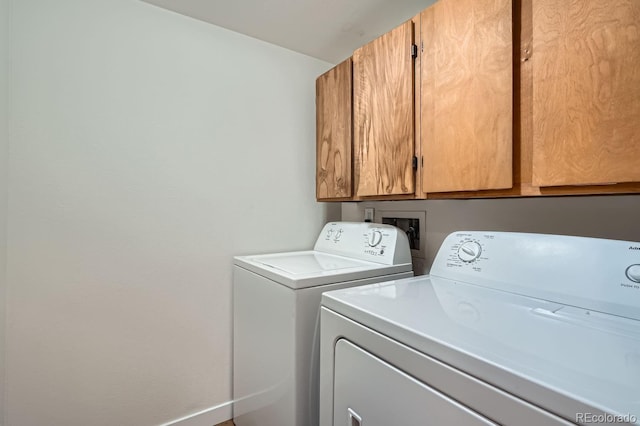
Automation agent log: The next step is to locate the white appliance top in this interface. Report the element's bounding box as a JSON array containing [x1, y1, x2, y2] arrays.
[[322, 231, 640, 424], [252, 251, 370, 275], [233, 222, 412, 289], [430, 231, 640, 321]]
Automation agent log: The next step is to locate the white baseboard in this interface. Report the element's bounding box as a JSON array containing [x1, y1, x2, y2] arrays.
[[160, 401, 233, 426]]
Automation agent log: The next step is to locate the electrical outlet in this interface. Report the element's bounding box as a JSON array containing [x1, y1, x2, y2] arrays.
[[364, 208, 375, 222]]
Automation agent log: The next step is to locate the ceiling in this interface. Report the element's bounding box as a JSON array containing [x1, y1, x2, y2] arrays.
[[141, 0, 436, 64]]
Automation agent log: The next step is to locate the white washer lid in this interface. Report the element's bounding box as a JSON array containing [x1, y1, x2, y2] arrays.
[[234, 251, 412, 289], [252, 252, 370, 275], [322, 276, 640, 424]]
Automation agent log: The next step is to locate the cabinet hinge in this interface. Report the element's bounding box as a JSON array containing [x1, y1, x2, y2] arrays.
[[411, 44, 418, 59], [412, 156, 418, 170]]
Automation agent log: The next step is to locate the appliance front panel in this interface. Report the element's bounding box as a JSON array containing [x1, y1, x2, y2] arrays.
[[333, 338, 496, 426]]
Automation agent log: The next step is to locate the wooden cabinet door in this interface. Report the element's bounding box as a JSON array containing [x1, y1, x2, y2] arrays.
[[531, 0, 640, 187], [353, 21, 415, 197], [421, 0, 513, 193], [316, 58, 352, 200]]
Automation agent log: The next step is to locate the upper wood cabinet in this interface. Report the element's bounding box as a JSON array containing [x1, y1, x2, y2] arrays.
[[353, 20, 416, 197], [420, 0, 513, 193], [316, 58, 353, 201], [530, 0, 640, 187], [314, 0, 640, 201]]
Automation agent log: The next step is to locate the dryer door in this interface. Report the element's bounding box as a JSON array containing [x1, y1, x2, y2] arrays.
[[333, 339, 496, 426]]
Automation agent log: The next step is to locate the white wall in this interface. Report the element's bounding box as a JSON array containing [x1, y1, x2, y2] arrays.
[[5, 1, 334, 425], [343, 196, 640, 275], [0, 0, 9, 424]]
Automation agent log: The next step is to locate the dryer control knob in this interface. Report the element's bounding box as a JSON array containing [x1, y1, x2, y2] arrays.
[[626, 264, 640, 283], [458, 241, 482, 263]]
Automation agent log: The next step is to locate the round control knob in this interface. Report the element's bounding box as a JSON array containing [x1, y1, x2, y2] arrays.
[[333, 229, 343, 241], [626, 264, 640, 283], [368, 230, 383, 247], [458, 241, 482, 263]]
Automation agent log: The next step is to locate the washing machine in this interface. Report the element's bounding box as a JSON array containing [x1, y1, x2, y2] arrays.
[[320, 231, 640, 426], [233, 221, 413, 426]]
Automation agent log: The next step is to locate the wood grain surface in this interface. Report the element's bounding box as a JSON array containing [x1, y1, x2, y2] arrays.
[[425, 0, 639, 199], [532, 0, 640, 186], [421, 0, 513, 193], [413, 12, 425, 199], [518, 0, 534, 187], [426, 181, 640, 199], [353, 21, 415, 197], [316, 58, 353, 200]]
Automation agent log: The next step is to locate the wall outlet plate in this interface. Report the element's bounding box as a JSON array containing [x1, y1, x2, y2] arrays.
[[374, 210, 426, 259], [364, 208, 375, 222]]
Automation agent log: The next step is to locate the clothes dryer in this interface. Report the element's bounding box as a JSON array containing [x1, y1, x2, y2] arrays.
[[320, 231, 640, 426]]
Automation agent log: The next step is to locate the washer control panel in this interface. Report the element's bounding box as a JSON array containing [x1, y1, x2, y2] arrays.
[[431, 231, 640, 321], [324, 227, 344, 242], [314, 222, 412, 265]]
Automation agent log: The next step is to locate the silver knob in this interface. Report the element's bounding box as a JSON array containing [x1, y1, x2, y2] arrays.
[[458, 241, 482, 262], [626, 264, 640, 283], [368, 230, 383, 247]]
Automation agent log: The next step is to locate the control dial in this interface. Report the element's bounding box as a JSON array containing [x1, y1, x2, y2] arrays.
[[626, 264, 640, 283], [368, 230, 383, 247], [458, 241, 482, 263]]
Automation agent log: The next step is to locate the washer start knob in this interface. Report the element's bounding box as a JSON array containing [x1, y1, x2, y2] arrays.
[[368, 230, 383, 247]]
